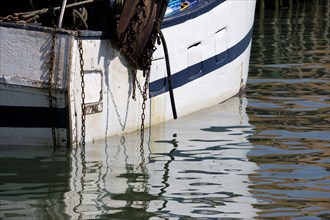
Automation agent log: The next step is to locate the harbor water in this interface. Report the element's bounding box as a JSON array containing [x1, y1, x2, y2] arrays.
[[0, 1, 329, 219]]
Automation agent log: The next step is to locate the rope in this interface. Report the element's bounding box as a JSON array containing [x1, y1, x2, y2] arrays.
[[21, 0, 100, 19], [0, 0, 104, 24], [72, 8, 88, 29]]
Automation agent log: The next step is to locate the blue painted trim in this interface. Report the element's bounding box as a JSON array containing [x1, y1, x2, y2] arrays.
[[163, 0, 226, 28], [0, 0, 226, 38], [149, 25, 254, 98]]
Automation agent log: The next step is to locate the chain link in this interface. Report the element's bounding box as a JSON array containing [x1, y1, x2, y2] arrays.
[[138, 68, 150, 147], [49, 27, 59, 150], [77, 31, 86, 147], [138, 69, 150, 173], [132, 69, 137, 101], [121, 3, 163, 148], [0, 13, 27, 23]]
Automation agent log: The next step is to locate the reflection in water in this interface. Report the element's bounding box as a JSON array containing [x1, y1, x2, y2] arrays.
[[1, 2, 329, 219], [247, 1, 330, 219], [65, 97, 258, 219], [0, 149, 71, 219]]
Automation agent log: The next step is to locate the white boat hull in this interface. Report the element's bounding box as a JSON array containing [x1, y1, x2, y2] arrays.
[[0, 0, 256, 147]]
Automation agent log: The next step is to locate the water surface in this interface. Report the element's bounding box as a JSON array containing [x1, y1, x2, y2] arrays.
[[1, 1, 329, 219], [247, 2, 330, 219]]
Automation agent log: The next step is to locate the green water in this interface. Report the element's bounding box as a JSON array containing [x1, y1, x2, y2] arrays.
[[1, 1, 329, 219]]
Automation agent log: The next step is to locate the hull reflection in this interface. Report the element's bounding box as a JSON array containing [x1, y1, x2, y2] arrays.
[[66, 97, 259, 219]]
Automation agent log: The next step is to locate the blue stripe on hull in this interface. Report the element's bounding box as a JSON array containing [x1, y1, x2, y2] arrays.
[[149, 26, 254, 98], [163, 0, 226, 28]]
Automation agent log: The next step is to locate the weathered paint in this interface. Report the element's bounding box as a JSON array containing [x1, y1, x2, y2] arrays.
[[0, 0, 256, 147]]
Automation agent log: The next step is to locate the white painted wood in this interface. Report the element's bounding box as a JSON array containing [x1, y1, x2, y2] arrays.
[[0, 0, 257, 147]]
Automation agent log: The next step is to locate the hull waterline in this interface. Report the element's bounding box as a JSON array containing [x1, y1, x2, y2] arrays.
[[0, 0, 257, 147]]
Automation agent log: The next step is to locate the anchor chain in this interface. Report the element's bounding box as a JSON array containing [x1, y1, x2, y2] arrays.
[[77, 31, 86, 147], [138, 69, 150, 180], [132, 69, 137, 101], [128, 17, 162, 162], [0, 12, 38, 24], [49, 27, 59, 150], [139, 69, 150, 144], [116, 0, 167, 141]]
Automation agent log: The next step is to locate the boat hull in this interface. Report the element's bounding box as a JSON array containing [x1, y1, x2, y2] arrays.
[[0, 0, 256, 147]]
